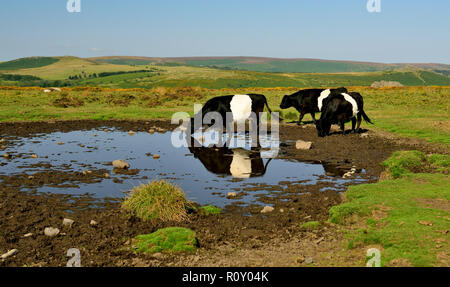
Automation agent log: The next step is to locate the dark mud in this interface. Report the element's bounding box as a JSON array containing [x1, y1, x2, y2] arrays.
[[0, 120, 435, 267]]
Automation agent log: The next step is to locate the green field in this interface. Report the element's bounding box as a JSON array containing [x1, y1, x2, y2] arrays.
[[1, 56, 449, 88]]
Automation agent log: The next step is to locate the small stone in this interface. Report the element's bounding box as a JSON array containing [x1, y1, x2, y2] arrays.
[[227, 192, 237, 198], [129, 130, 135, 136], [44, 227, 60, 237], [305, 257, 314, 264], [295, 140, 313, 150], [79, 144, 85, 148], [153, 154, 160, 159], [104, 173, 111, 179], [3, 153, 11, 159], [31, 154, 38, 159], [295, 256, 305, 264], [112, 160, 130, 169], [63, 218, 74, 228], [1, 145, 6, 150], [90, 220, 98, 227], [149, 129, 155, 134], [1, 249, 18, 260], [58, 142, 64, 145], [23, 233, 33, 238], [82, 170, 89, 176], [360, 133, 369, 138], [104, 129, 109, 132], [261, 206, 275, 214], [152, 253, 164, 260], [280, 209, 284, 213], [28, 176, 34, 180]]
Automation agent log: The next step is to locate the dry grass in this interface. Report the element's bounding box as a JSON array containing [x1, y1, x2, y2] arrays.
[[122, 180, 190, 222]]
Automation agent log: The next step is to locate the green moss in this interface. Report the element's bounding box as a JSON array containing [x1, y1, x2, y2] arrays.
[[198, 205, 221, 216], [122, 180, 189, 222], [132, 227, 198, 254], [300, 221, 320, 229], [382, 150, 427, 178]]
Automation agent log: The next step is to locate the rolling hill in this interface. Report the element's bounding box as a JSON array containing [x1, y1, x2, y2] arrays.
[[0, 56, 449, 88], [90, 56, 450, 74]]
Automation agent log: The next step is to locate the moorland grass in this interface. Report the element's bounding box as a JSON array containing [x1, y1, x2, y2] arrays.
[[122, 180, 190, 222], [1, 86, 448, 146], [198, 205, 222, 216], [329, 151, 450, 266]]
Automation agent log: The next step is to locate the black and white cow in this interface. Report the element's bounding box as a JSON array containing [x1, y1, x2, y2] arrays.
[[315, 92, 373, 137], [188, 94, 277, 145], [187, 137, 271, 178], [279, 87, 348, 125]]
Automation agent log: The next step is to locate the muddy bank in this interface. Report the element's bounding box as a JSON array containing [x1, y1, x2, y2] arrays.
[[0, 120, 439, 267]]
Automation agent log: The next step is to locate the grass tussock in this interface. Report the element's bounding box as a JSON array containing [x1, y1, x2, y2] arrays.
[[383, 150, 449, 178], [198, 205, 221, 216], [132, 227, 198, 254], [122, 180, 190, 222], [51, 92, 84, 108]]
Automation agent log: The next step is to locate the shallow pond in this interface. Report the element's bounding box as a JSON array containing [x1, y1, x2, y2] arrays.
[[0, 128, 370, 207]]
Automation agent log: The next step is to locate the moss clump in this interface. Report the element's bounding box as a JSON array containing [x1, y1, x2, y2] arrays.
[[300, 221, 320, 229], [132, 227, 198, 254], [122, 180, 189, 222], [382, 150, 426, 178], [198, 205, 221, 216]]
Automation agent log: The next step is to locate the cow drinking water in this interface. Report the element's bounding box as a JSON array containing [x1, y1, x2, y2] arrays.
[[315, 92, 373, 137], [279, 87, 348, 125], [187, 94, 277, 147]]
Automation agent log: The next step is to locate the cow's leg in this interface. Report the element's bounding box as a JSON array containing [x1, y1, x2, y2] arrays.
[[297, 111, 305, 125], [351, 118, 357, 133], [311, 112, 317, 124], [340, 121, 345, 135], [254, 112, 262, 149]]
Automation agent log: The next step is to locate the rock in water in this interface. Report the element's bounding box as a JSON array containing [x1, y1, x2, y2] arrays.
[[295, 140, 313, 150], [112, 160, 130, 169], [261, 206, 275, 213], [227, 192, 237, 198], [44, 227, 60, 237]]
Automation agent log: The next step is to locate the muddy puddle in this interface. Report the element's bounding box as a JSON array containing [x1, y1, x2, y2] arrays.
[[0, 127, 370, 207]]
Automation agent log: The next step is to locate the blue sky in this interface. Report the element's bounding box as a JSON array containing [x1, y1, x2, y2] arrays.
[[0, 0, 449, 63]]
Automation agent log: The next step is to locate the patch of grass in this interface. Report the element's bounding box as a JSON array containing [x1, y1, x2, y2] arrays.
[[122, 180, 190, 222], [51, 92, 84, 108], [198, 205, 221, 216], [330, 151, 450, 266], [300, 221, 320, 230], [382, 150, 427, 178], [132, 227, 198, 254]]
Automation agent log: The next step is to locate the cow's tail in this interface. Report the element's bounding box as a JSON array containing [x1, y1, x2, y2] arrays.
[[264, 98, 283, 122], [361, 110, 373, 124]]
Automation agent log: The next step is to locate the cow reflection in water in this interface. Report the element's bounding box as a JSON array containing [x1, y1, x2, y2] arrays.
[[188, 137, 272, 178]]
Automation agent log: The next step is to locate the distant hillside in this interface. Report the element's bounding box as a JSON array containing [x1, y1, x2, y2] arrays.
[[90, 56, 450, 74], [0, 57, 59, 70]]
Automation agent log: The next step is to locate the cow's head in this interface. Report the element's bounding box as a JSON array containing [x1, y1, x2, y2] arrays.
[[279, 95, 292, 109], [315, 119, 330, 137]]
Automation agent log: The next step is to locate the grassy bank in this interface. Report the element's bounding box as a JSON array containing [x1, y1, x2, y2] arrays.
[[329, 151, 449, 267], [0, 86, 448, 146]]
